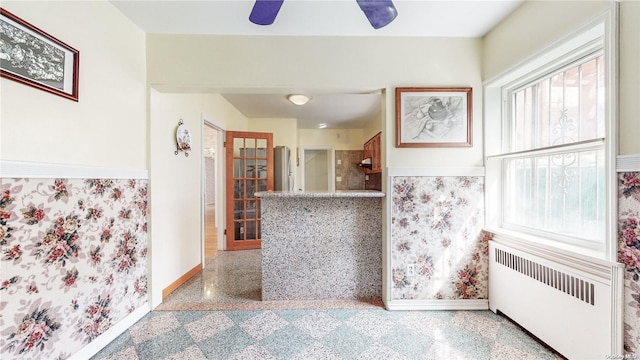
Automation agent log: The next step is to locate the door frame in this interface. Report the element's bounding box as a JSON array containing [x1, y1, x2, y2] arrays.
[[201, 114, 226, 263], [225, 131, 273, 250], [299, 146, 336, 192]]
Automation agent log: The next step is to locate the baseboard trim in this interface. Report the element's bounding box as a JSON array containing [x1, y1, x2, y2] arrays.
[[162, 263, 202, 298], [68, 303, 150, 360], [386, 299, 489, 311]]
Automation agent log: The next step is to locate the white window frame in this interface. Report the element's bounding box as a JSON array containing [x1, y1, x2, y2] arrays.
[[483, 7, 618, 261]]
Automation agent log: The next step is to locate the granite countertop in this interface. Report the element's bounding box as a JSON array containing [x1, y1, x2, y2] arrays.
[[255, 190, 385, 198]]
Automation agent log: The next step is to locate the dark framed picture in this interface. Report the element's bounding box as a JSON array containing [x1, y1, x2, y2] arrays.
[[0, 8, 79, 101], [395, 87, 472, 148]]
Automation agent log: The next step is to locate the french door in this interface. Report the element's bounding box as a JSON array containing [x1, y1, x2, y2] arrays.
[[225, 131, 273, 250]]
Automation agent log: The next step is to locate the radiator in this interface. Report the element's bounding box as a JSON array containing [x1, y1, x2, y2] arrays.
[[489, 240, 624, 360]]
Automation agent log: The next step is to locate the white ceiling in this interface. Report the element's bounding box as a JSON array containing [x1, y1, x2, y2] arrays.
[[221, 92, 383, 129], [110, 0, 523, 37], [110, 0, 524, 128]]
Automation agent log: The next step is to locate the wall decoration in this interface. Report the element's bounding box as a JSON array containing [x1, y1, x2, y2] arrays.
[[395, 87, 472, 148], [175, 119, 191, 157], [0, 8, 79, 101]]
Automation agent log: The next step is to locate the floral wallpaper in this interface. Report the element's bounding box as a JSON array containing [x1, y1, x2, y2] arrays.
[[0, 178, 148, 360], [618, 172, 640, 355], [390, 176, 487, 300]]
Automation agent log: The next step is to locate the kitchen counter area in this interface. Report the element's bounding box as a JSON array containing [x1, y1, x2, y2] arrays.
[[255, 190, 384, 301]]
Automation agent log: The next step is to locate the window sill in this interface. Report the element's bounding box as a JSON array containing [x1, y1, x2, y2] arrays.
[[483, 227, 611, 264]]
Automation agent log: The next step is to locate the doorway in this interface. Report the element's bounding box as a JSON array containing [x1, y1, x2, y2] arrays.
[[225, 131, 273, 250], [300, 147, 335, 192], [203, 123, 219, 260], [202, 117, 225, 263]]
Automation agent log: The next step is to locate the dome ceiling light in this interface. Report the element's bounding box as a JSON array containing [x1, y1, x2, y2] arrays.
[[287, 94, 311, 106], [249, 0, 398, 29]]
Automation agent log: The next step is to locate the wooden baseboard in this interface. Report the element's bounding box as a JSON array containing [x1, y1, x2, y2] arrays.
[[162, 263, 202, 299]]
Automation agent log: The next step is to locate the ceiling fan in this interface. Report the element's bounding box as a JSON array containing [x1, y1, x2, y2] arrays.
[[249, 0, 398, 29]]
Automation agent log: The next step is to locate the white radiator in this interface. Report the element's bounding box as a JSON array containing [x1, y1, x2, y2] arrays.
[[489, 240, 624, 360]]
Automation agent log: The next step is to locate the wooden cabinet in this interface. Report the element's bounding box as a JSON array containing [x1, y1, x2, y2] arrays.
[[363, 131, 382, 174]]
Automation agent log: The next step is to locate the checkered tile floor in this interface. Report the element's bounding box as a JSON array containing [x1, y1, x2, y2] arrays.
[[92, 309, 563, 360], [92, 250, 563, 359]]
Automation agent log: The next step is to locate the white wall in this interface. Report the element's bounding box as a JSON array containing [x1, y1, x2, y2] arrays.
[[618, 1, 640, 155], [363, 113, 383, 141], [248, 117, 297, 151], [146, 35, 484, 168], [482, 1, 611, 81], [149, 91, 249, 307], [0, 0, 146, 169], [298, 128, 365, 151]]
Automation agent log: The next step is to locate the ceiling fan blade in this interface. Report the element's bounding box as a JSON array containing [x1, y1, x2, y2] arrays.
[[249, 0, 285, 26], [357, 0, 398, 29]]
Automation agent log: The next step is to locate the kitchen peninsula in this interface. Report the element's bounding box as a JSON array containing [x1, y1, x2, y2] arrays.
[[255, 190, 384, 301]]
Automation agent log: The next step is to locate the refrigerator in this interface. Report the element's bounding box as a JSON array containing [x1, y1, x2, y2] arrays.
[[273, 146, 294, 191]]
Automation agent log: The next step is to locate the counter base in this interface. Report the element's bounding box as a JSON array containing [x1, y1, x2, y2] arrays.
[[261, 196, 382, 301]]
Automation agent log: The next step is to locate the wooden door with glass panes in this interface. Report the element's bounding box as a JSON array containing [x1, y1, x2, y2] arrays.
[[225, 131, 273, 250]]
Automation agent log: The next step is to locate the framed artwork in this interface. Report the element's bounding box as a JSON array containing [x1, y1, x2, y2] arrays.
[[395, 87, 472, 147], [0, 8, 79, 101]]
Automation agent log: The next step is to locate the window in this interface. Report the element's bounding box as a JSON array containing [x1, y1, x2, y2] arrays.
[[504, 54, 606, 247], [484, 11, 617, 259]]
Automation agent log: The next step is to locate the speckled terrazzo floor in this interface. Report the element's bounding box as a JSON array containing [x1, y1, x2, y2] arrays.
[[156, 249, 384, 311], [92, 250, 565, 360]]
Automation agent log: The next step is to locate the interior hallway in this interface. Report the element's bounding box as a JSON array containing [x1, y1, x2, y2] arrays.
[[205, 204, 217, 260], [91, 248, 564, 359]]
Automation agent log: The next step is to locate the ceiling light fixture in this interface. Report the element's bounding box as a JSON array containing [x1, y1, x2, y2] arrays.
[[318, 123, 328, 129], [287, 94, 310, 106]]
